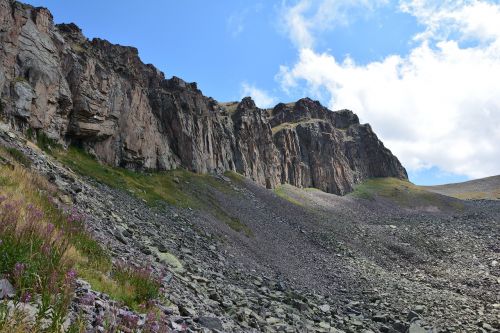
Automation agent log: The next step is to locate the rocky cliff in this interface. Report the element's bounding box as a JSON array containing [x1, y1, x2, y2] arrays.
[[0, 0, 407, 195]]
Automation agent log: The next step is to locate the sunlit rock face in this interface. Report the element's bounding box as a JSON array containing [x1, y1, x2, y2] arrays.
[[0, 0, 407, 194]]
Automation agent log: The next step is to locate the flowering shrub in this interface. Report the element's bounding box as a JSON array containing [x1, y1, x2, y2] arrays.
[[0, 156, 109, 332], [0, 197, 76, 330], [0, 148, 165, 331]]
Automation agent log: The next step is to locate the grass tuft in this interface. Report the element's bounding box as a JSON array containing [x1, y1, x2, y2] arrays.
[[5, 147, 30, 167], [274, 185, 305, 207], [111, 262, 161, 308], [35, 131, 61, 154]]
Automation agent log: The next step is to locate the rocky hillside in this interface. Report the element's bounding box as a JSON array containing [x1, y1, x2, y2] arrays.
[[0, 123, 499, 333], [0, 0, 406, 195]]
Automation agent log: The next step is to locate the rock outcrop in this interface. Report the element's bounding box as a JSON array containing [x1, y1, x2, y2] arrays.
[[0, 0, 407, 195]]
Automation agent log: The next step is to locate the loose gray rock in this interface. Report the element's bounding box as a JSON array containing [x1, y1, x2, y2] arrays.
[[0, 279, 15, 299], [198, 317, 223, 331]]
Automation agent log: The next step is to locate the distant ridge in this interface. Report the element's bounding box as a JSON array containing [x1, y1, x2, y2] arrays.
[[425, 175, 500, 200]]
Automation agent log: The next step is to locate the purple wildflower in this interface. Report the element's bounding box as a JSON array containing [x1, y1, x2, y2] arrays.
[[121, 312, 139, 329], [13, 262, 26, 279], [45, 223, 55, 234], [20, 291, 32, 303], [65, 268, 78, 286]]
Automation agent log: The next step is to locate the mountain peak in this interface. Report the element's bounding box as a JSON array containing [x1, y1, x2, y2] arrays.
[[0, 0, 406, 195]]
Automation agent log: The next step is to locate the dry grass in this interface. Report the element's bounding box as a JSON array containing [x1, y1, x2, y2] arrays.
[[219, 101, 239, 114], [350, 177, 465, 210], [0, 303, 31, 333], [271, 118, 327, 134], [0, 146, 162, 330], [424, 175, 500, 200]]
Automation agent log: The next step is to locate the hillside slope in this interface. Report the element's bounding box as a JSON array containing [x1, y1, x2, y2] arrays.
[[425, 175, 500, 200], [1, 124, 499, 332], [0, 0, 406, 195]]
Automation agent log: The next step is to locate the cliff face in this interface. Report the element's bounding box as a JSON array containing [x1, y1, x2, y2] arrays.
[[0, 0, 407, 195], [269, 99, 408, 194]]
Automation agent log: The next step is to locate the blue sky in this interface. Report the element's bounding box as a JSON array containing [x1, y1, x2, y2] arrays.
[[25, 0, 500, 186]]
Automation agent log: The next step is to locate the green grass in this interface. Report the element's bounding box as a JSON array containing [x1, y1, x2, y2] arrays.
[[35, 131, 61, 154], [224, 170, 245, 183], [350, 177, 464, 210], [5, 147, 30, 167], [351, 177, 421, 201], [453, 190, 500, 200], [274, 185, 306, 207], [0, 147, 111, 331], [13, 76, 28, 83], [54, 146, 253, 236], [0, 145, 163, 328], [110, 263, 161, 309]]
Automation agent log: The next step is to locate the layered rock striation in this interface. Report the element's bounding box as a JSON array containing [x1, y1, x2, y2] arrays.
[[0, 0, 407, 194]]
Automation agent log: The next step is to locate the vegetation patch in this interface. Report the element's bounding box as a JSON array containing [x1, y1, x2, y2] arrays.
[[224, 170, 245, 183], [71, 42, 86, 54], [5, 147, 30, 167], [35, 131, 61, 154], [111, 262, 161, 308], [0, 152, 106, 331], [274, 185, 306, 207], [350, 177, 465, 210], [0, 197, 77, 331], [13, 76, 28, 83], [0, 146, 163, 331], [271, 119, 327, 135], [220, 101, 239, 114], [452, 190, 500, 200], [424, 177, 500, 201], [54, 146, 253, 236]]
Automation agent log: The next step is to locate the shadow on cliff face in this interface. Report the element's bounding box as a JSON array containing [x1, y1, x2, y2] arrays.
[[53, 146, 253, 236]]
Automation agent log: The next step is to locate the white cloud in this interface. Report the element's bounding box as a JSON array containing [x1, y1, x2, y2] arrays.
[[227, 3, 264, 37], [241, 82, 277, 108], [400, 0, 500, 43], [280, 0, 388, 48], [278, 0, 500, 180], [227, 12, 246, 37]]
